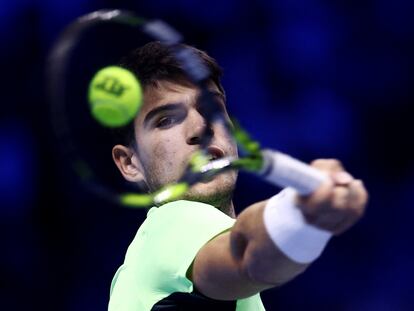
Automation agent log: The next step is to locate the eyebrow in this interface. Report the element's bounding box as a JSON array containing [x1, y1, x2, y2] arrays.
[[143, 103, 182, 128], [143, 90, 226, 128], [202, 90, 226, 112]]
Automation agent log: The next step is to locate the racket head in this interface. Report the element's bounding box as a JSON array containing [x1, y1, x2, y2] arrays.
[[47, 10, 231, 208]]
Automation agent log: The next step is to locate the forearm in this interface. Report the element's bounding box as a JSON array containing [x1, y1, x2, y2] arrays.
[[192, 193, 316, 301], [230, 199, 309, 286]]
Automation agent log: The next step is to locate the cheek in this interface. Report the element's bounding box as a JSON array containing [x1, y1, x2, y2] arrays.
[[153, 140, 175, 163], [142, 132, 183, 168]]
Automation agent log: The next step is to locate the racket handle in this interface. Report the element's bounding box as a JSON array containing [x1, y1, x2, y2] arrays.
[[259, 149, 329, 195]]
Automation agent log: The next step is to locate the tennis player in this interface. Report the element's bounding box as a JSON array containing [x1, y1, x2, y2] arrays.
[[108, 42, 368, 310]]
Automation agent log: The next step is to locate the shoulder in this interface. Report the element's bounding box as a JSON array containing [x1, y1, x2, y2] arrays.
[[146, 200, 235, 227]]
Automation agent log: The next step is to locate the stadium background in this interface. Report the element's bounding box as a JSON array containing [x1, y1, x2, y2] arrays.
[[0, 0, 413, 309]]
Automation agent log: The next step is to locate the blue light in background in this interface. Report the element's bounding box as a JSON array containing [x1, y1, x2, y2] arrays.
[[264, 0, 323, 15], [0, 0, 32, 53], [375, 0, 414, 38], [264, 0, 346, 83], [293, 88, 354, 156], [175, 0, 240, 29], [142, 0, 240, 29], [270, 18, 338, 80], [0, 0, 31, 27], [338, 48, 406, 103], [213, 34, 273, 141], [37, 0, 96, 45], [0, 120, 36, 218]]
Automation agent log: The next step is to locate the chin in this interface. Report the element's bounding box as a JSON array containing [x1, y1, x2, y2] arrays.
[[182, 172, 237, 206]]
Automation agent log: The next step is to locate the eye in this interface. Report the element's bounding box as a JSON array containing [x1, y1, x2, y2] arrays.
[[155, 116, 176, 128]]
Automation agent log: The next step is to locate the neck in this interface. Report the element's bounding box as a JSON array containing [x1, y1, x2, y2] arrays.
[[216, 199, 236, 218], [181, 193, 236, 218]]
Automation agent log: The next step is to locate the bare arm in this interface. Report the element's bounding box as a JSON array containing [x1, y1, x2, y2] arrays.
[[189, 200, 309, 300], [188, 159, 368, 300]]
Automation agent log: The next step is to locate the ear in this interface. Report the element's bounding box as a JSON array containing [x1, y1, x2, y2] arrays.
[[112, 144, 145, 184]]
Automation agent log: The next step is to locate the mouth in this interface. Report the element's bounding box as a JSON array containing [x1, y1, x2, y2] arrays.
[[195, 146, 235, 184], [206, 146, 225, 161]]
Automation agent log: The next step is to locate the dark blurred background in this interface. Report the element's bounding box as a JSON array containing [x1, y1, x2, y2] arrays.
[[1, 0, 413, 310]]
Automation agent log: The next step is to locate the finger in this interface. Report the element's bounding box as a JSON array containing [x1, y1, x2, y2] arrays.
[[296, 181, 333, 222], [332, 186, 349, 209], [307, 208, 345, 233], [332, 171, 353, 186], [311, 159, 346, 173], [301, 185, 356, 233], [311, 187, 349, 231], [331, 180, 368, 235], [347, 179, 368, 217], [310, 159, 350, 187]]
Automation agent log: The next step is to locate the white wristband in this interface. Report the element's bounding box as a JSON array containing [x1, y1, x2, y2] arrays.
[[263, 188, 332, 264]]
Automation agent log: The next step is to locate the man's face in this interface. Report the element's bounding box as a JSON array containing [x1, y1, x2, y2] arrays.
[[133, 80, 238, 206]]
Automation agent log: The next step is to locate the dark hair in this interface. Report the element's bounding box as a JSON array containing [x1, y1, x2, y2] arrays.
[[112, 41, 225, 147]]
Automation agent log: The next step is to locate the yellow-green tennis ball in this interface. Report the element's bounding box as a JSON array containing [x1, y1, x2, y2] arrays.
[[88, 66, 142, 127]]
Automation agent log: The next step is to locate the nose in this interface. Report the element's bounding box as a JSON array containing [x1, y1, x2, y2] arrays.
[[186, 110, 214, 145]]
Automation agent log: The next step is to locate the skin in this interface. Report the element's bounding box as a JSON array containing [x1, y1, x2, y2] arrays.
[[113, 79, 369, 300]]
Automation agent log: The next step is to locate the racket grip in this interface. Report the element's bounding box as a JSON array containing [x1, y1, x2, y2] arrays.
[[259, 149, 329, 195]]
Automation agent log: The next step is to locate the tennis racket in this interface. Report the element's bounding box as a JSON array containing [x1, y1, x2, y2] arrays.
[[47, 9, 327, 208]]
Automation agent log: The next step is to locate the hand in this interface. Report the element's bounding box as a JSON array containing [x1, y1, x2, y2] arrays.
[[296, 159, 368, 235]]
